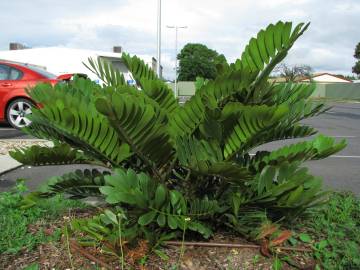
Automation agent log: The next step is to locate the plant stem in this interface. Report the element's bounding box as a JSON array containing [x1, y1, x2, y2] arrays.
[[177, 218, 189, 267], [118, 216, 125, 270], [64, 224, 74, 269]]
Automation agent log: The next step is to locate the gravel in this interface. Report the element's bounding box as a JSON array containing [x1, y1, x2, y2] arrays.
[[0, 140, 52, 155]]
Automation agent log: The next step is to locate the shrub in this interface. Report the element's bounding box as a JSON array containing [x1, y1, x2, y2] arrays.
[[10, 21, 345, 249]]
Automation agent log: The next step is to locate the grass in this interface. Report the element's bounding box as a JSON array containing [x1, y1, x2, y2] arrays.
[[1, 181, 359, 269], [293, 192, 360, 269], [0, 180, 87, 255]]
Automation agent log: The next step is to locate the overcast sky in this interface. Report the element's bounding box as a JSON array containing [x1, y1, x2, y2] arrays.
[[0, 0, 359, 79]]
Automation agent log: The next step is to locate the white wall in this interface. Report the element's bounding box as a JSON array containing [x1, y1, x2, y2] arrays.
[[0, 47, 134, 82]]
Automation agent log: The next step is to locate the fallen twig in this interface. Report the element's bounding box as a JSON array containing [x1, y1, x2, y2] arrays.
[[164, 241, 312, 252], [70, 240, 113, 269]]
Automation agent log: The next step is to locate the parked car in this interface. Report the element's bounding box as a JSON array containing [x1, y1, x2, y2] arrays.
[[0, 60, 68, 129]]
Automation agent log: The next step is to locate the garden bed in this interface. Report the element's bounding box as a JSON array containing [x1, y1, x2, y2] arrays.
[[1, 185, 359, 270], [1, 228, 314, 270]]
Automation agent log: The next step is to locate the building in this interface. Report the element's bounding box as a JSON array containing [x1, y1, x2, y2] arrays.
[[0, 45, 162, 82], [299, 73, 353, 83]]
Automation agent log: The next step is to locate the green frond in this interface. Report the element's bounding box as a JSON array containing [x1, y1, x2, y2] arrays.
[[121, 53, 180, 114], [241, 125, 317, 154], [140, 78, 179, 114], [26, 81, 132, 166], [243, 21, 310, 87], [9, 143, 93, 166], [168, 93, 206, 138], [176, 136, 252, 182], [250, 135, 346, 171], [41, 169, 110, 199], [100, 168, 218, 238], [96, 92, 174, 169], [122, 53, 157, 82], [196, 68, 258, 105], [263, 83, 316, 105], [84, 57, 127, 87], [222, 103, 289, 159], [250, 164, 325, 214]]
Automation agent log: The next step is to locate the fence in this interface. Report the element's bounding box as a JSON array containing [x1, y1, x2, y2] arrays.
[[312, 83, 360, 99], [172, 81, 360, 100]]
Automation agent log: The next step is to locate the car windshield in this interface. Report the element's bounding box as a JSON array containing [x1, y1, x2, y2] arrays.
[[25, 65, 57, 79]]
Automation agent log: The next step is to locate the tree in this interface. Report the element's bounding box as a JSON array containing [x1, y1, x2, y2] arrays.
[[275, 63, 313, 82], [177, 43, 227, 81], [10, 21, 346, 256], [353, 42, 360, 75]]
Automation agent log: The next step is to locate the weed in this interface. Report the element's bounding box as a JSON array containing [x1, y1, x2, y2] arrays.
[[295, 192, 360, 269], [0, 180, 87, 254], [22, 263, 39, 270], [252, 254, 260, 266]]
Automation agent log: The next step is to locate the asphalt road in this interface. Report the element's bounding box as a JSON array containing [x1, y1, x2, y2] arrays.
[[0, 102, 359, 194], [0, 123, 32, 139]]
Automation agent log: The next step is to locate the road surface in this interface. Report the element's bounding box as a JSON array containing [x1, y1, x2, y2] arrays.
[[0, 102, 359, 194]]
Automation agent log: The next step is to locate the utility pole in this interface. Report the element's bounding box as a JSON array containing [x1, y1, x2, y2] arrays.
[[167, 25, 187, 97], [156, 0, 162, 77]]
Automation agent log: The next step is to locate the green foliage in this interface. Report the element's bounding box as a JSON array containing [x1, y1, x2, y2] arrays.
[[353, 42, 360, 75], [9, 143, 91, 166], [294, 192, 360, 269], [12, 21, 347, 254], [100, 168, 219, 238], [41, 169, 110, 199], [353, 61, 360, 76], [0, 181, 86, 254], [177, 43, 228, 81], [355, 42, 360, 59]]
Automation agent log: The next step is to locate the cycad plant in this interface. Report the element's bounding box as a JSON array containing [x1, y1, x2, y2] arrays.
[[11, 21, 345, 247]]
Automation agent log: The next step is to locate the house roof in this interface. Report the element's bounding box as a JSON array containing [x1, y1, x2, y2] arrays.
[[299, 73, 353, 83]]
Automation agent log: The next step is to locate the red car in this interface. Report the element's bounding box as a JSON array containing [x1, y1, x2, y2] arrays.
[[0, 60, 64, 129]]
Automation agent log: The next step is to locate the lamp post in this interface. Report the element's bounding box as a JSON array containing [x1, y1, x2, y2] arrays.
[[156, 0, 162, 77], [167, 25, 187, 98]]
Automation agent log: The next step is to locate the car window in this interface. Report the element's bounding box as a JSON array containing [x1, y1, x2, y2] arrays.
[[25, 65, 57, 79], [9, 67, 23, 80], [0, 64, 10, 80]]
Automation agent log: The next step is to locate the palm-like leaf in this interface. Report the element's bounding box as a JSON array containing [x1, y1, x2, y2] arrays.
[[243, 21, 310, 88], [95, 92, 174, 172], [9, 143, 92, 166], [249, 135, 346, 172], [26, 79, 132, 166], [121, 53, 179, 114], [222, 103, 289, 159], [42, 169, 110, 199], [84, 57, 127, 87], [176, 136, 252, 181], [249, 165, 325, 215]]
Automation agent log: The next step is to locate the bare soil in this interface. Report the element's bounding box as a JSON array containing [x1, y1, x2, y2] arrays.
[[0, 210, 316, 270]]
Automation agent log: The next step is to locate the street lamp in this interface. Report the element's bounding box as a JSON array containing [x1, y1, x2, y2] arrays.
[[156, 0, 162, 77], [167, 25, 187, 98]]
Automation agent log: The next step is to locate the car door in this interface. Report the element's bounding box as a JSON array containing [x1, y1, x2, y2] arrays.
[[0, 64, 11, 100], [0, 64, 26, 121], [0, 63, 24, 97]]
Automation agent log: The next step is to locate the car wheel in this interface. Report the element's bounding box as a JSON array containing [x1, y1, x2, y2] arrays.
[[6, 98, 33, 129]]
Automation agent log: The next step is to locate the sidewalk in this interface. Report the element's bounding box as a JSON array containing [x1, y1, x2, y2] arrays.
[[0, 154, 21, 174], [0, 139, 51, 175]]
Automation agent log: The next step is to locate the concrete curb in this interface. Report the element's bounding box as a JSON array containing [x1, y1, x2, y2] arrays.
[[0, 155, 22, 175], [0, 139, 49, 142]]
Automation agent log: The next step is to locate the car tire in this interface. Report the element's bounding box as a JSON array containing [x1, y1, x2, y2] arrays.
[[6, 98, 34, 129]]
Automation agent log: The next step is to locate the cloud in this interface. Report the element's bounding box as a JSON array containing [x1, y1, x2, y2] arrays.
[[0, 0, 359, 78]]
